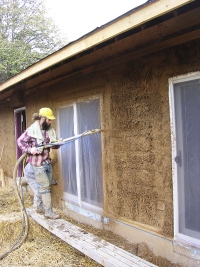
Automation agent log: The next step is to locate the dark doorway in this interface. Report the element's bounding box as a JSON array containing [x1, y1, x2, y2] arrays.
[[14, 108, 26, 177]]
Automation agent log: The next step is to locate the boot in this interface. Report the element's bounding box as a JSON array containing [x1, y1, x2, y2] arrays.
[[36, 203, 45, 214], [42, 193, 60, 219], [35, 194, 45, 214]]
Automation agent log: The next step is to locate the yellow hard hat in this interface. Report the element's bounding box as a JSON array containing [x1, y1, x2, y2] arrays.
[[39, 108, 56, 120]]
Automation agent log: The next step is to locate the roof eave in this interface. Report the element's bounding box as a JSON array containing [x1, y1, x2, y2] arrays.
[[0, 0, 194, 92]]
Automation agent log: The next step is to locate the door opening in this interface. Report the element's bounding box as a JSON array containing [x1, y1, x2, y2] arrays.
[[170, 73, 200, 246], [14, 108, 26, 177]]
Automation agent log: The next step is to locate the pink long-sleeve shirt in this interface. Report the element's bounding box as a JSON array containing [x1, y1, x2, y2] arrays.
[[17, 128, 51, 167]]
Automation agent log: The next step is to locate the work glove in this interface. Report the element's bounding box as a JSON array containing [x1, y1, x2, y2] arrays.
[[31, 147, 40, 155], [51, 145, 60, 149], [51, 138, 64, 149]]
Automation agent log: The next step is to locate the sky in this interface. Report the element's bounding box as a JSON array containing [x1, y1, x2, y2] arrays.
[[44, 0, 147, 42]]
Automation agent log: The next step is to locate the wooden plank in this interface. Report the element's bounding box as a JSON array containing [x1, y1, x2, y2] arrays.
[[27, 208, 157, 267], [0, 0, 193, 92]]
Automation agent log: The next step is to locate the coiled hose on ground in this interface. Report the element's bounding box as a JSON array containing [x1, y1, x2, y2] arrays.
[[0, 153, 28, 260]]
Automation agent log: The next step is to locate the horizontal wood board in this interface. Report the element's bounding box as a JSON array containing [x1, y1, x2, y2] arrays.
[[27, 208, 158, 267]]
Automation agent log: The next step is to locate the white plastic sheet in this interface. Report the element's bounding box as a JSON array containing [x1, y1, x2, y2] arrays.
[[58, 99, 103, 208]]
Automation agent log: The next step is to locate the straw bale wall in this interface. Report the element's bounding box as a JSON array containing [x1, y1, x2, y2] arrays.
[[0, 39, 200, 240]]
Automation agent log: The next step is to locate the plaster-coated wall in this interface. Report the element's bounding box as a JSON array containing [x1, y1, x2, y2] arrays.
[[1, 39, 200, 240]]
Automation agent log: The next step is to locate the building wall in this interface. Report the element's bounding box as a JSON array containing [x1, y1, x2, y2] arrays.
[[0, 102, 17, 180], [105, 39, 200, 238], [1, 39, 200, 244]]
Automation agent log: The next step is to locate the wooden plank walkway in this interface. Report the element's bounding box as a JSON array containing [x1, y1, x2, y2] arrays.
[[27, 208, 158, 267]]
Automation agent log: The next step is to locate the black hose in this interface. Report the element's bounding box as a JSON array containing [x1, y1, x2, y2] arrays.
[[0, 153, 29, 260]]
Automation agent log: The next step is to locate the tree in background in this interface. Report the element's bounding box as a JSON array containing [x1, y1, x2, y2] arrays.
[[0, 0, 67, 83]]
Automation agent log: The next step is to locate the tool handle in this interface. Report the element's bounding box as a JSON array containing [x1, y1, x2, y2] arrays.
[[36, 129, 102, 149]]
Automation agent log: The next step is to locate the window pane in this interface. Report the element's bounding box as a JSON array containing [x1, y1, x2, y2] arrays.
[[174, 79, 200, 239], [59, 106, 77, 196], [77, 99, 103, 207]]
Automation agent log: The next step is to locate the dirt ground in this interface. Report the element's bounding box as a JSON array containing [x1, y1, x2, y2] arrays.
[[0, 186, 182, 267]]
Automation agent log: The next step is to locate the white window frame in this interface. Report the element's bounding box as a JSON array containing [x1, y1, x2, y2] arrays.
[[57, 96, 103, 215], [169, 71, 200, 247]]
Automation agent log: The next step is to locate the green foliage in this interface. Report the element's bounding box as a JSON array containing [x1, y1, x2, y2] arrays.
[[0, 0, 67, 83]]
